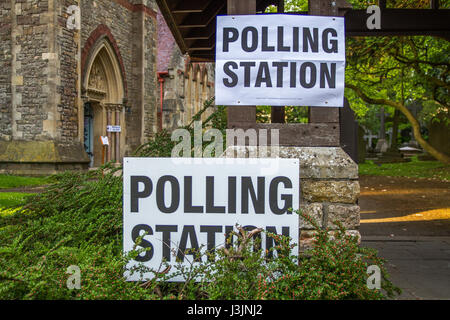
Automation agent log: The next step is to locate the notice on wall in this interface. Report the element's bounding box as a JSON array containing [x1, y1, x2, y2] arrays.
[[123, 158, 299, 281], [107, 125, 121, 133], [100, 136, 109, 146], [215, 14, 346, 107]]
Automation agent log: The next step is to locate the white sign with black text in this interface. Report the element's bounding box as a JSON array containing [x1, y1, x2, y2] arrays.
[[123, 158, 299, 281], [107, 125, 121, 133], [215, 14, 346, 107]]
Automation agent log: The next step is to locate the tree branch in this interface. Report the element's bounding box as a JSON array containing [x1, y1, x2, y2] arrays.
[[346, 83, 450, 164]]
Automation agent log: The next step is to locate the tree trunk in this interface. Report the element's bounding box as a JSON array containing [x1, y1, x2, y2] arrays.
[[347, 84, 450, 164]]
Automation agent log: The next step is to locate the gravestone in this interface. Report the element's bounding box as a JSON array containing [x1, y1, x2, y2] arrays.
[[429, 119, 450, 157], [358, 125, 366, 163]]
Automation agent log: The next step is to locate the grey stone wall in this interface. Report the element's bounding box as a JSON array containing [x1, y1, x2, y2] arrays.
[[57, 0, 79, 144], [0, 0, 12, 140], [0, 0, 159, 174], [1, 0, 51, 141]]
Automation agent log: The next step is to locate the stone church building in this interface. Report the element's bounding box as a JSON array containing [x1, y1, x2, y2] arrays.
[[0, 0, 214, 175]]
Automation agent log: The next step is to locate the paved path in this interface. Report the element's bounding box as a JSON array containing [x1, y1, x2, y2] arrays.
[[359, 176, 450, 300], [361, 236, 450, 299]]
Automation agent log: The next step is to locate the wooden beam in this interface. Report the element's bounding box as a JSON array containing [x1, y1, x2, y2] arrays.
[[179, 1, 225, 28], [155, 0, 189, 53], [277, 0, 284, 13], [188, 39, 215, 51], [184, 20, 216, 40], [189, 53, 215, 62], [171, 0, 211, 13], [345, 9, 450, 38], [227, 0, 256, 15], [226, 123, 340, 147], [431, 0, 440, 9]]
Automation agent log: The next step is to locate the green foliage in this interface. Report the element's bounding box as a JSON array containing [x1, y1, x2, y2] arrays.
[[265, 0, 308, 13], [146, 212, 400, 300], [0, 165, 159, 300], [0, 193, 34, 209], [346, 34, 449, 124], [135, 98, 227, 158], [256, 106, 271, 123], [0, 99, 400, 300], [0, 168, 400, 300], [360, 157, 450, 181]]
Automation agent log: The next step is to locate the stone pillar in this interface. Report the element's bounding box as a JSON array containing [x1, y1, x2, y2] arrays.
[[224, 146, 360, 253], [0, 0, 90, 175]]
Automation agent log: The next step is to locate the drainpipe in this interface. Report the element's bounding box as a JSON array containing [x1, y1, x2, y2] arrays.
[[157, 72, 169, 132]]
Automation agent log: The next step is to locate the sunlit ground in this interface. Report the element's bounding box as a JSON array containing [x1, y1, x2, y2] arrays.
[[361, 208, 450, 223]]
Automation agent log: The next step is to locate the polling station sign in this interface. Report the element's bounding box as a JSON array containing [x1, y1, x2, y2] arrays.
[[215, 14, 346, 107], [123, 158, 299, 281]]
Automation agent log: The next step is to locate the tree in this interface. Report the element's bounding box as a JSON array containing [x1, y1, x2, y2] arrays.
[[265, 1, 450, 163], [346, 34, 449, 164], [344, 0, 450, 164]]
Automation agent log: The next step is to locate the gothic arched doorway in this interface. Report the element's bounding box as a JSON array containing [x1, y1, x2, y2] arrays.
[[83, 39, 125, 167]]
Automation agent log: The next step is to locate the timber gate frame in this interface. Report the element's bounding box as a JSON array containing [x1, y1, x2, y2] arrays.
[[156, 0, 450, 149]]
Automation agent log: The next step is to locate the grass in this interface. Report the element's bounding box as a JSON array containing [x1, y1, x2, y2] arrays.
[[359, 157, 450, 181], [0, 174, 50, 189], [0, 192, 34, 208]]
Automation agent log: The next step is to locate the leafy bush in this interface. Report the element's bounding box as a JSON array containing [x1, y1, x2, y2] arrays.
[[0, 165, 157, 299], [149, 214, 400, 300]]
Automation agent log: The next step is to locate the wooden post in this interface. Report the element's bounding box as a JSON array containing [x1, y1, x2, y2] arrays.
[[431, 0, 439, 9], [271, 0, 286, 124], [308, 0, 348, 129], [226, 0, 257, 129]]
